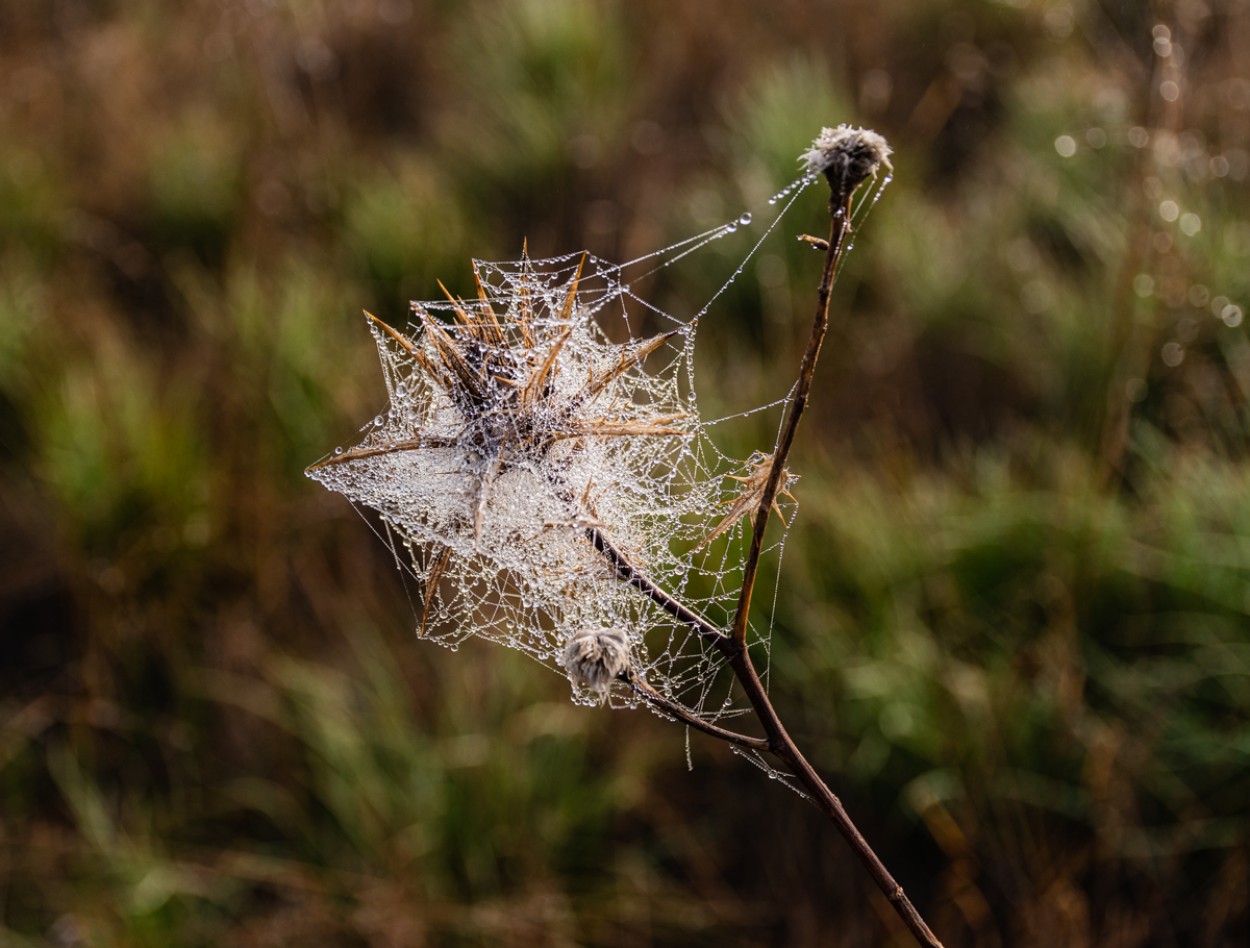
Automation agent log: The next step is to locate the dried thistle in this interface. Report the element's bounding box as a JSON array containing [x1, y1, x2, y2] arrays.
[[308, 251, 684, 544], [305, 244, 718, 709], [306, 247, 689, 619]]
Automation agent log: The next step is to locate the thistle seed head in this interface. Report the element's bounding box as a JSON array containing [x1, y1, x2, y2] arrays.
[[563, 627, 630, 698], [800, 125, 892, 191]]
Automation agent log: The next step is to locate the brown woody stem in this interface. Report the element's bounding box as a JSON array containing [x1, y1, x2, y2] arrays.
[[723, 630, 945, 947], [625, 671, 768, 751], [588, 526, 730, 648], [592, 518, 943, 947], [593, 523, 942, 945], [730, 183, 854, 647], [588, 168, 945, 946]]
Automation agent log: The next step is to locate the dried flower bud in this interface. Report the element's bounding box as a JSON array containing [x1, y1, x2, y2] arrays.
[[563, 627, 630, 698], [800, 125, 892, 191]]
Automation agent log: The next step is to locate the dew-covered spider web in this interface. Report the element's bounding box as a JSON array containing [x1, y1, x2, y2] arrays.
[[307, 162, 890, 736]]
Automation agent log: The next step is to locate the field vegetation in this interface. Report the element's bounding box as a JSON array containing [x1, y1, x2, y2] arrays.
[[1, 1, 1248, 944]]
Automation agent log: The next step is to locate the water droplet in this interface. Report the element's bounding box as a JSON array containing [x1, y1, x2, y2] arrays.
[[724, 222, 738, 233], [767, 196, 778, 205], [334, 446, 343, 455], [396, 382, 409, 397], [738, 212, 752, 226], [374, 415, 384, 427]]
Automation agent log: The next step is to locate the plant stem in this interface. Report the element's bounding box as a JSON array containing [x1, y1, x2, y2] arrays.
[[592, 512, 943, 946], [626, 671, 768, 751], [588, 526, 730, 648], [595, 521, 944, 947], [589, 166, 945, 947], [725, 644, 945, 948], [731, 182, 853, 646]]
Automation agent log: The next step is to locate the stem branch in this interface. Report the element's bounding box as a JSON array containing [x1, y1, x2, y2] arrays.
[[626, 672, 768, 751], [588, 526, 730, 647]]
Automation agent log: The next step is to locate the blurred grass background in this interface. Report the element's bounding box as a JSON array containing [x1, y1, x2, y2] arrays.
[[2, 0, 1249, 945]]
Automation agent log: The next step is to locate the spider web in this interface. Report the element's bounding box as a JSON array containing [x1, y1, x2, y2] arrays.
[[307, 166, 889, 728]]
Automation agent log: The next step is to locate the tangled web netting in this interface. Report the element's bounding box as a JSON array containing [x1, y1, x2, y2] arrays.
[[308, 163, 889, 727]]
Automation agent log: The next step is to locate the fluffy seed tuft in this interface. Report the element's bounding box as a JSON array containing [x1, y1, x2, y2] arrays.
[[563, 627, 630, 698], [800, 125, 892, 189]]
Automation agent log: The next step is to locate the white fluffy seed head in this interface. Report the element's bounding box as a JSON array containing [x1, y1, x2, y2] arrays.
[[800, 125, 893, 188], [563, 627, 630, 698]]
